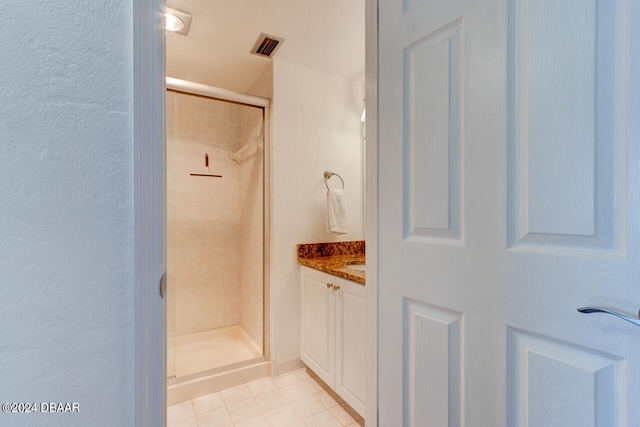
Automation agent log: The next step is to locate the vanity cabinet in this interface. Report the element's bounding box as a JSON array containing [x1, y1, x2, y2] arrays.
[[300, 266, 366, 417]]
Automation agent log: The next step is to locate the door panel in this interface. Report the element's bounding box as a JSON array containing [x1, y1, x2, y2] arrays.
[[378, 0, 640, 425], [508, 0, 622, 252], [508, 329, 623, 427], [404, 19, 463, 241], [404, 301, 463, 427]]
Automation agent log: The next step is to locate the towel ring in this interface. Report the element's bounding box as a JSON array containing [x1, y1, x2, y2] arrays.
[[324, 171, 345, 190]]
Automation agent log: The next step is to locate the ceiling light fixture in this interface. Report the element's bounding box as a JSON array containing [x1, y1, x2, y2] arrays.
[[165, 7, 192, 35], [165, 12, 184, 32]]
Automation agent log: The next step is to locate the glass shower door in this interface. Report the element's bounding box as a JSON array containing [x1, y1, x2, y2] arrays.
[[166, 90, 178, 379], [166, 89, 265, 382]]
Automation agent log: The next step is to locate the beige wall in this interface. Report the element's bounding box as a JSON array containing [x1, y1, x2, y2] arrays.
[[167, 91, 265, 342], [269, 60, 365, 370]]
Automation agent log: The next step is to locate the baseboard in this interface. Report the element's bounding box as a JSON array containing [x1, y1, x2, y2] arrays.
[[271, 358, 304, 378]]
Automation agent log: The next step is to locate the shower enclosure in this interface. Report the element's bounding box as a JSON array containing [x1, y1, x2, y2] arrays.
[[166, 83, 267, 397]]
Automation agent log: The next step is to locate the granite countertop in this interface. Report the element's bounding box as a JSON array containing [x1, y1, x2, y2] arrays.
[[296, 240, 365, 285]]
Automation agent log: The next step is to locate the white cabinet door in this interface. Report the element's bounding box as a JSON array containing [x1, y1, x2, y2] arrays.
[[335, 277, 366, 417], [301, 267, 368, 417], [300, 267, 335, 387]]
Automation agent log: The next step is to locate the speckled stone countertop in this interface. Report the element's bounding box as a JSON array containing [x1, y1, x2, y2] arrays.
[[297, 240, 365, 285]]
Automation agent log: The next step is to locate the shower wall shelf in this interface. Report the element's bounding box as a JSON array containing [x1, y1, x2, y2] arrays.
[[190, 152, 222, 177], [190, 173, 222, 178]]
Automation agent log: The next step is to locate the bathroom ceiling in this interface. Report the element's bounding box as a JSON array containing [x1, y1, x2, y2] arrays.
[[166, 0, 365, 93]]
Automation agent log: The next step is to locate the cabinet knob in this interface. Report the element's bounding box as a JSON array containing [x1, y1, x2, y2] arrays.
[[333, 285, 340, 291], [327, 283, 332, 289]]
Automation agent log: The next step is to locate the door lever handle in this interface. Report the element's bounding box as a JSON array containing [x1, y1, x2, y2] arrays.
[[577, 307, 640, 326]]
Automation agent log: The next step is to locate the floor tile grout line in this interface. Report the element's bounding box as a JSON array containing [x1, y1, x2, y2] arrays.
[[169, 368, 361, 427]]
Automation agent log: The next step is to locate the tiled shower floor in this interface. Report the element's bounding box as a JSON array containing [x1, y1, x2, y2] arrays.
[[167, 369, 365, 427]]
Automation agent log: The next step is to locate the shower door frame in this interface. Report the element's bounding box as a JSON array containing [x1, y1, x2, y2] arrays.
[[165, 77, 272, 383]]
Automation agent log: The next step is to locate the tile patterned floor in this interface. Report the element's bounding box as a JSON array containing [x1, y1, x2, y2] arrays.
[[167, 369, 365, 427]]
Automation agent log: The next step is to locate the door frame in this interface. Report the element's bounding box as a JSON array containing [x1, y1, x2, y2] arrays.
[[133, 0, 166, 425], [132, 0, 380, 425], [364, 0, 379, 425]]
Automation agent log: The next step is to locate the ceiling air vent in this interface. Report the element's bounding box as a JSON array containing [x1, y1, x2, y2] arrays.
[[250, 33, 285, 58]]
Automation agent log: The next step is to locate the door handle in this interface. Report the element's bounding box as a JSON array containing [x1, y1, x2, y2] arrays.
[[577, 307, 640, 326], [160, 273, 166, 299]]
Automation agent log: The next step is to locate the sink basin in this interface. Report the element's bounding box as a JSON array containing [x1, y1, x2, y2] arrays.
[[346, 264, 366, 271]]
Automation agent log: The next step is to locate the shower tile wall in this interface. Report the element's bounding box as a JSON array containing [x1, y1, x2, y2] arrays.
[[168, 91, 245, 336]]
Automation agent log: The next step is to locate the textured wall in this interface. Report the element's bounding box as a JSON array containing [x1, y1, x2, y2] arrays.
[[0, 1, 134, 425]]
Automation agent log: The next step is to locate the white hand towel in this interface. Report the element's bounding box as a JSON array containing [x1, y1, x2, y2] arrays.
[[326, 188, 348, 234]]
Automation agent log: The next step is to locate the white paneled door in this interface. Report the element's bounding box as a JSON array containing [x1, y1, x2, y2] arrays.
[[377, 0, 640, 426]]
